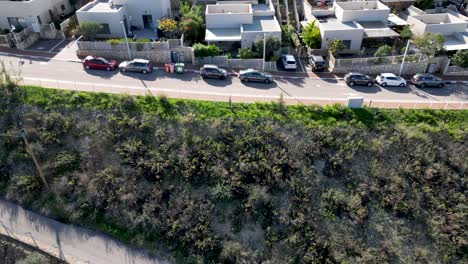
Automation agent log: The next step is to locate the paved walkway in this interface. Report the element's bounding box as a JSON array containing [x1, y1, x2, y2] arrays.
[[0, 199, 170, 264]]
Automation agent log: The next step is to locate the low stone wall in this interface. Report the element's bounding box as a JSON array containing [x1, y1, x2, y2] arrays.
[[195, 56, 277, 71], [77, 40, 193, 64], [444, 65, 468, 76], [329, 54, 449, 75], [13, 27, 39, 50]]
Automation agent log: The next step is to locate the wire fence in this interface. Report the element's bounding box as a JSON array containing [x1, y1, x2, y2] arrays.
[[17, 77, 467, 110]]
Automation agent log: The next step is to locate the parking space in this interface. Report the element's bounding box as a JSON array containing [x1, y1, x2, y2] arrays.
[[26, 39, 67, 53], [275, 56, 307, 73]]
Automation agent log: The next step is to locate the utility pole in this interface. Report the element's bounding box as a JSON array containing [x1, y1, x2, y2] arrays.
[[263, 32, 266, 71], [120, 20, 132, 60], [399, 39, 410, 76], [20, 129, 49, 190]]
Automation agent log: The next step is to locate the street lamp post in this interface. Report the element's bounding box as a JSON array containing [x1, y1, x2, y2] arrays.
[[120, 20, 132, 60], [399, 39, 410, 76], [262, 32, 266, 71]]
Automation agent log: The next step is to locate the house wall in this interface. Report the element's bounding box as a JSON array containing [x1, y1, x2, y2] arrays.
[[113, 0, 171, 29], [206, 4, 253, 28], [320, 28, 364, 50], [76, 5, 128, 38], [334, 2, 390, 23], [425, 23, 467, 35], [0, 0, 73, 29], [241, 30, 281, 48], [407, 16, 427, 35]]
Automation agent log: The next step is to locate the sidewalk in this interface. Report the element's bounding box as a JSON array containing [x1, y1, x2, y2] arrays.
[[0, 199, 170, 264]]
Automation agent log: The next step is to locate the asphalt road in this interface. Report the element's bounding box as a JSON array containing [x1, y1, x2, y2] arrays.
[[2, 55, 467, 104], [0, 200, 169, 264]]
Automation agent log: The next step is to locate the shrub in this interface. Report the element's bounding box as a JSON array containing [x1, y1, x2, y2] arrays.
[[16, 253, 48, 264], [237, 48, 255, 59], [76, 21, 102, 41], [327, 39, 345, 55], [400, 26, 412, 40], [374, 45, 392, 57], [302, 21, 321, 49], [107, 39, 120, 45], [451, 50, 468, 68], [412, 32, 445, 57], [193, 43, 220, 58], [253, 35, 281, 60], [282, 24, 301, 48], [52, 151, 80, 176]]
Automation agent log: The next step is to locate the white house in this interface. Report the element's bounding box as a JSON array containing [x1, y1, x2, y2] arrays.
[[407, 12, 468, 50], [76, 0, 171, 38], [0, 0, 74, 30], [306, 1, 399, 50], [205, 0, 281, 49]]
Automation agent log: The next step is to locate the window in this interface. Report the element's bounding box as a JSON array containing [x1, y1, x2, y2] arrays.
[[342, 40, 351, 49], [61, 4, 66, 11], [97, 23, 111, 34]]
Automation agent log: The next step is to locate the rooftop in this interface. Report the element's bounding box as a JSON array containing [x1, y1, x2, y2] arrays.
[[444, 33, 468, 50], [358, 21, 400, 38], [335, 1, 388, 11], [206, 4, 251, 14], [315, 16, 361, 30], [205, 28, 242, 42], [78, 1, 122, 13], [242, 16, 281, 32], [412, 13, 466, 25]]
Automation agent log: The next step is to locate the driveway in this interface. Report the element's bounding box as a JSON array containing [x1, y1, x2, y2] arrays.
[[0, 200, 170, 264]]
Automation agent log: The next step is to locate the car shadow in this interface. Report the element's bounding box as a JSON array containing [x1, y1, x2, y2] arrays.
[[413, 84, 468, 99], [84, 69, 119, 79], [202, 77, 233, 87], [240, 80, 277, 89], [378, 85, 413, 94], [349, 84, 382, 93], [119, 71, 158, 81]]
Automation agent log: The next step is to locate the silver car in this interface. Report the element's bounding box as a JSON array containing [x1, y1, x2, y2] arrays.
[[239, 69, 273, 83], [119, 59, 153, 74]]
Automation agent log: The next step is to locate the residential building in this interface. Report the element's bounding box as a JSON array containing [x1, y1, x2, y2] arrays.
[[305, 1, 399, 50], [407, 12, 468, 50], [204, 0, 281, 49], [76, 0, 171, 38], [0, 0, 74, 30]]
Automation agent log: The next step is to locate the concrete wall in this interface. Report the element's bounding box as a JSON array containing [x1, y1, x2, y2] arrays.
[[407, 16, 426, 35], [408, 13, 468, 36], [206, 4, 253, 28], [77, 40, 192, 63], [334, 1, 390, 23], [445, 65, 468, 75], [320, 27, 364, 50], [241, 30, 281, 48], [195, 56, 277, 71], [425, 23, 467, 35], [113, 0, 171, 29], [76, 3, 129, 38], [0, 0, 73, 29]]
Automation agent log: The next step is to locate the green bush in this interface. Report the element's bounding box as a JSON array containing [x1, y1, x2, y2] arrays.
[[450, 50, 468, 68], [374, 45, 392, 57], [76, 21, 102, 41], [302, 21, 321, 49], [193, 43, 221, 58], [16, 253, 48, 264], [237, 48, 255, 59]]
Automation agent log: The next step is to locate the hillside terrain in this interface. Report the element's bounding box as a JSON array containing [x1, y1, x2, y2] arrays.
[[0, 234, 66, 264], [0, 76, 466, 263]]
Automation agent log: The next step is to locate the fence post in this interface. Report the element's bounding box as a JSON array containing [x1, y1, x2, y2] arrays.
[[459, 102, 464, 110]]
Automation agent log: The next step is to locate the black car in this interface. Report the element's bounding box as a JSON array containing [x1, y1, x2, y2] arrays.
[[239, 69, 273, 83], [411, 73, 445, 88], [200, 65, 228, 80], [344, 72, 374, 87]]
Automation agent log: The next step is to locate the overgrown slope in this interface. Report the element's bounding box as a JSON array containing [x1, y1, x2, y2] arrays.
[[0, 82, 466, 263]]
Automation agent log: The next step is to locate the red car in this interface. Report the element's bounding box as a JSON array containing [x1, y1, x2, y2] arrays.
[[82, 56, 118, 71]]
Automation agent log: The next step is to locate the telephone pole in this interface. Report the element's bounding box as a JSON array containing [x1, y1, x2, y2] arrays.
[[20, 129, 49, 190]]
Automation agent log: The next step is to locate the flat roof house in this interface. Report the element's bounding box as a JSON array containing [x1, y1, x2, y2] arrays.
[[407, 13, 468, 50], [76, 0, 171, 38], [205, 0, 281, 49], [307, 1, 399, 50], [0, 0, 74, 30]]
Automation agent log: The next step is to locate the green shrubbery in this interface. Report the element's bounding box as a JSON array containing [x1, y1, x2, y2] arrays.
[[0, 80, 467, 264]]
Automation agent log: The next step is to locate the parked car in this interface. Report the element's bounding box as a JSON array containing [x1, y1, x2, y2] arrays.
[[82, 56, 118, 71], [239, 69, 273, 83], [344, 72, 373, 87], [119, 59, 153, 74], [281, 55, 297, 70], [309, 55, 326, 72], [375, 73, 407, 87], [200, 64, 228, 80], [411, 73, 444, 88]]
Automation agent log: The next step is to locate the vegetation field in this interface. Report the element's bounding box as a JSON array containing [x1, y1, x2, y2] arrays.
[[0, 76, 466, 263]]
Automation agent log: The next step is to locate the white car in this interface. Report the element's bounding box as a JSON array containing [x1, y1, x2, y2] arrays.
[[375, 73, 407, 87], [281, 55, 297, 70]]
